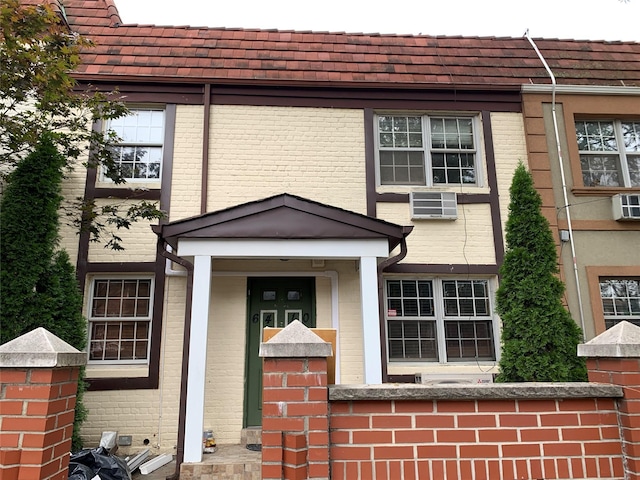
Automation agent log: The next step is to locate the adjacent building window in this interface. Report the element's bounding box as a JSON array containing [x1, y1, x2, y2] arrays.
[[106, 108, 165, 181], [599, 278, 640, 329], [88, 278, 153, 363], [377, 115, 479, 186], [575, 120, 640, 187], [385, 278, 496, 362]]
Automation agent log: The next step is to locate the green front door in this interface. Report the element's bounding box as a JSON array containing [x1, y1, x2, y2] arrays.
[[244, 277, 316, 427]]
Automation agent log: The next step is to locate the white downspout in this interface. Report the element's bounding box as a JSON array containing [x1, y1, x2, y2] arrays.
[[525, 30, 586, 340]]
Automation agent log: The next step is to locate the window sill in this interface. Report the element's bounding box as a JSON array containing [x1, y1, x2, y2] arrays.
[[86, 364, 149, 379], [572, 187, 640, 196]]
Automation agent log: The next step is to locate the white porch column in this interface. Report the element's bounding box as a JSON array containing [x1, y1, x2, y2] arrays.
[[359, 256, 382, 384], [183, 255, 212, 463]]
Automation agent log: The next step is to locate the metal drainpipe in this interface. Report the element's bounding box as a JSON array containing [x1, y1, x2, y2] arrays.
[[155, 237, 194, 480], [524, 30, 586, 340], [377, 230, 412, 382]]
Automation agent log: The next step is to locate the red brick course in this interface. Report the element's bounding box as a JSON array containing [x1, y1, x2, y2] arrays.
[[0, 367, 79, 480]]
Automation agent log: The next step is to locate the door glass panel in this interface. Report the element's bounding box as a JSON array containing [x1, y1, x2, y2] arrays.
[[261, 310, 277, 329], [262, 290, 276, 301], [287, 290, 301, 301], [286, 310, 302, 325]]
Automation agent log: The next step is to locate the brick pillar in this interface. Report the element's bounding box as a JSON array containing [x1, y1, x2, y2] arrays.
[[0, 328, 86, 480], [578, 321, 640, 480], [260, 320, 332, 480]]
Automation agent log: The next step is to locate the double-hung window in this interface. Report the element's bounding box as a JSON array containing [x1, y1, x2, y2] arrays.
[[377, 114, 479, 186], [575, 120, 640, 187], [106, 108, 165, 181], [599, 278, 640, 329], [88, 277, 154, 363], [385, 278, 496, 363]]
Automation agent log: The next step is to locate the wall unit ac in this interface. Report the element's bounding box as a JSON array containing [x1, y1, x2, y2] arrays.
[[415, 373, 494, 385], [410, 191, 457, 219], [612, 193, 640, 221]]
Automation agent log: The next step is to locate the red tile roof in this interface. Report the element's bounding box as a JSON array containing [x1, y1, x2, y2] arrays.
[[61, 0, 640, 89]]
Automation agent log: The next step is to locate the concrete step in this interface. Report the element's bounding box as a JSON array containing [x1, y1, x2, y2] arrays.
[[179, 444, 261, 480], [240, 427, 262, 447]]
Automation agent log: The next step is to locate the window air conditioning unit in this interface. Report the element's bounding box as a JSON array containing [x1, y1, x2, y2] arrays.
[[612, 193, 640, 221], [415, 373, 494, 385], [410, 191, 457, 220]]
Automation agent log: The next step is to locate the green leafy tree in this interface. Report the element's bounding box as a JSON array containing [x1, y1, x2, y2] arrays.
[[0, 133, 87, 450], [0, 0, 164, 249], [496, 162, 587, 382]]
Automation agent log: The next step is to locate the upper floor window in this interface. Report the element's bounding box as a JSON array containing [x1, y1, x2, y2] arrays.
[[575, 120, 640, 187], [599, 278, 640, 329], [88, 277, 154, 364], [106, 108, 165, 181], [377, 115, 479, 186], [385, 278, 496, 363]]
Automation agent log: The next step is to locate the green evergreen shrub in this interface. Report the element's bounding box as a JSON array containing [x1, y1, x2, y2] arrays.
[[496, 162, 587, 382], [0, 133, 88, 450]]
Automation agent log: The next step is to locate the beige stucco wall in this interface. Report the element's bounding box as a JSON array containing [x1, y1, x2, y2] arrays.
[[207, 105, 366, 213]]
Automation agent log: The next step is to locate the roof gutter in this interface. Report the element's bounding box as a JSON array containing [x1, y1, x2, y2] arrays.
[[522, 84, 640, 96], [524, 30, 586, 341], [377, 227, 413, 382]]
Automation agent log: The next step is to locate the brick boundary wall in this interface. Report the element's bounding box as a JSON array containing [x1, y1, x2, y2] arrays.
[[587, 357, 640, 480], [328, 394, 623, 480], [261, 321, 640, 480], [0, 328, 86, 480]]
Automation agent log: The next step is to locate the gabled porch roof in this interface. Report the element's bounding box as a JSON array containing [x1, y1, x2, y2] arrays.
[[154, 193, 412, 251]]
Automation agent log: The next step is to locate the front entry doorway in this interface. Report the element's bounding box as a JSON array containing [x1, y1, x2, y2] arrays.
[[244, 277, 316, 427]]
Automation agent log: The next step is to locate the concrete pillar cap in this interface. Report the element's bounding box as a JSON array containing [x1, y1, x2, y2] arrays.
[[259, 320, 333, 358], [578, 321, 640, 358], [0, 327, 86, 368]]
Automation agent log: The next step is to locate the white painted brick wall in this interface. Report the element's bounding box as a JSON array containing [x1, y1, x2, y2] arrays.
[[170, 105, 204, 221], [378, 203, 496, 265], [203, 276, 247, 444], [86, 198, 157, 262], [491, 112, 528, 235], [207, 105, 366, 214], [58, 160, 88, 262]]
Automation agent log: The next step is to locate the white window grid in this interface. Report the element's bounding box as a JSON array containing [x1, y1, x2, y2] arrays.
[[576, 120, 640, 187], [384, 278, 497, 363], [376, 114, 480, 187], [599, 278, 640, 329], [104, 108, 165, 182], [87, 277, 154, 364]]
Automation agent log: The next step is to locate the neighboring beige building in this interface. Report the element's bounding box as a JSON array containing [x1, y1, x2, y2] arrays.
[[523, 86, 640, 341], [53, 0, 640, 466]]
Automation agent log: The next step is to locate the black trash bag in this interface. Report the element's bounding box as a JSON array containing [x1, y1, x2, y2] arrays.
[[68, 447, 131, 480]]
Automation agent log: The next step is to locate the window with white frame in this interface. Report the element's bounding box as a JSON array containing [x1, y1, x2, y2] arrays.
[[385, 278, 496, 362], [88, 278, 153, 363], [575, 120, 640, 187], [105, 108, 165, 181], [376, 114, 479, 186], [599, 278, 640, 329]]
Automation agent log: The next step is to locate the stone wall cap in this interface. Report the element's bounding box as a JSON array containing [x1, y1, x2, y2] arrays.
[[0, 327, 86, 368], [578, 321, 640, 358], [259, 320, 332, 358], [329, 382, 623, 401]]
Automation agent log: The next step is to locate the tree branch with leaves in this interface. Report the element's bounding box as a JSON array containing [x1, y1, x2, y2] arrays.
[[0, 0, 165, 249]]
